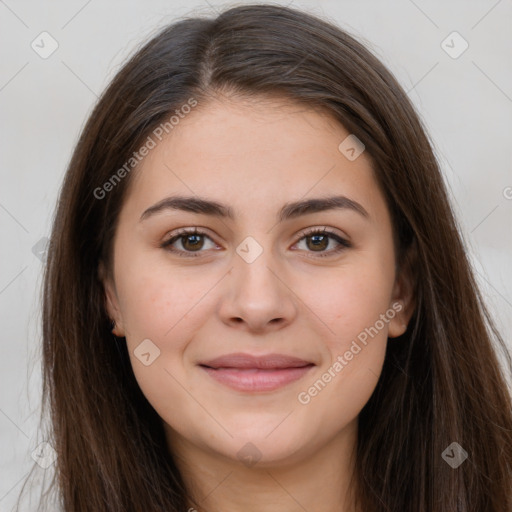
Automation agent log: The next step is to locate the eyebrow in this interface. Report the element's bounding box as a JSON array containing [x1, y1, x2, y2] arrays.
[[139, 194, 369, 222]]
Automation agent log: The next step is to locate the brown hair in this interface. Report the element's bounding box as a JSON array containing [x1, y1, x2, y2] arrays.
[[16, 4, 512, 511]]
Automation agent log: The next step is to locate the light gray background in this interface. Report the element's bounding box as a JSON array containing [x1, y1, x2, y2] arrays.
[[1, 0, 511, 509]]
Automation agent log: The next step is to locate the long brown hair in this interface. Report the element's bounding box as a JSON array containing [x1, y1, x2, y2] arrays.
[[15, 4, 512, 511]]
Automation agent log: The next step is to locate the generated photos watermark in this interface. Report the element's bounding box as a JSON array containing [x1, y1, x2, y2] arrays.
[[93, 97, 198, 200], [297, 301, 403, 405]]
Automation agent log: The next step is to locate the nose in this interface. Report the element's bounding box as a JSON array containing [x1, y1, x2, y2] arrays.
[[217, 252, 298, 334]]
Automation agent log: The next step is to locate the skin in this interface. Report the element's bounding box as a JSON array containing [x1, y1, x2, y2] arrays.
[[102, 95, 414, 512]]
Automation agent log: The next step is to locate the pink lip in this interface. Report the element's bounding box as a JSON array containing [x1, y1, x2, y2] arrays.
[[199, 353, 315, 392]]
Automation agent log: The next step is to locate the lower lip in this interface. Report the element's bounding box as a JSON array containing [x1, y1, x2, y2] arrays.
[[200, 365, 314, 392]]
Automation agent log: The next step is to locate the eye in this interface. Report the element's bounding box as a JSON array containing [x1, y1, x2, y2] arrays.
[[161, 228, 217, 257], [161, 226, 351, 258], [292, 227, 351, 258]]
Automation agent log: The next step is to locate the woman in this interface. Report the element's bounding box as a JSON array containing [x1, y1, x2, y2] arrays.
[[16, 3, 512, 511]]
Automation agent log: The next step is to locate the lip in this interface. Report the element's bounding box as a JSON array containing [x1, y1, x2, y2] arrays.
[[198, 353, 315, 392]]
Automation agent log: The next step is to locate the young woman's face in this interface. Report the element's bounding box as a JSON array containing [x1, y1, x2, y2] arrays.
[[103, 96, 412, 468]]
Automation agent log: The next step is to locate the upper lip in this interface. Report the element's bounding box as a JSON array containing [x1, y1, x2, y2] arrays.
[[199, 353, 314, 370]]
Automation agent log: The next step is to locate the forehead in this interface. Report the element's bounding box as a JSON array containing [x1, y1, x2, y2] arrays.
[[163, 95, 351, 165], [122, 95, 384, 222]]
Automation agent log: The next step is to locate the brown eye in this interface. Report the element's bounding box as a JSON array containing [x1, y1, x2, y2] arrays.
[[161, 228, 217, 257], [161, 227, 351, 258], [294, 228, 351, 257], [180, 233, 205, 251], [305, 233, 329, 251]]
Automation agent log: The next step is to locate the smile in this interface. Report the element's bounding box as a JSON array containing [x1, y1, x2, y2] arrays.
[[198, 353, 315, 392]]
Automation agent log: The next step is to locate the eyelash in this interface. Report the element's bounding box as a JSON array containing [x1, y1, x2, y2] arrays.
[[160, 227, 351, 258]]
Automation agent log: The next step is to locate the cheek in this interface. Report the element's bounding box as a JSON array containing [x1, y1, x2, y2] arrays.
[[304, 256, 395, 347], [114, 268, 206, 426], [113, 230, 209, 339], [294, 276, 392, 436], [118, 271, 203, 346], [117, 273, 162, 332], [296, 247, 395, 407]]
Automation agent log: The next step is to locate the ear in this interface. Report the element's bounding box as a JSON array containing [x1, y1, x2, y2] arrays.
[[388, 238, 417, 339], [98, 261, 125, 337]]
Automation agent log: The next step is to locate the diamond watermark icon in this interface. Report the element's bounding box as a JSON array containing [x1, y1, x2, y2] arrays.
[[31, 441, 57, 469], [237, 442, 262, 468], [442, 442, 468, 468], [441, 31, 469, 59], [32, 236, 49, 262], [31, 31, 59, 59], [338, 134, 365, 161], [134, 338, 161, 366], [236, 236, 263, 264]]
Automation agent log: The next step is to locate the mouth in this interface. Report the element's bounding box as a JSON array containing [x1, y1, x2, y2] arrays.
[[198, 353, 315, 392]]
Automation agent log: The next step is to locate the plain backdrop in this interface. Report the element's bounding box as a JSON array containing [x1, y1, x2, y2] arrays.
[[1, 0, 511, 510]]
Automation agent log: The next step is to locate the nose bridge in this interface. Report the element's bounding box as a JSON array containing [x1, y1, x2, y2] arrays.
[[218, 233, 297, 331], [233, 233, 283, 298]]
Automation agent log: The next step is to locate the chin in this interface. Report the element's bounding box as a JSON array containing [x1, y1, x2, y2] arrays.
[[218, 430, 310, 468]]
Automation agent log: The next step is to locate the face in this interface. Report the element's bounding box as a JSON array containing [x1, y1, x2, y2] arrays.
[[102, 96, 413, 469]]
